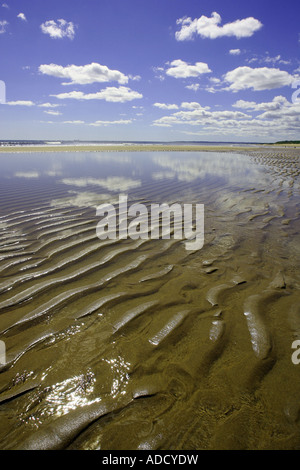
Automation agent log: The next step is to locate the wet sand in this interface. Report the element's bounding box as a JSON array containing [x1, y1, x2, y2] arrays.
[[0, 144, 267, 153], [0, 147, 299, 450], [0, 143, 299, 155]]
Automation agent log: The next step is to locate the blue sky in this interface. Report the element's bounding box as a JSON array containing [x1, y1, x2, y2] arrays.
[[0, 0, 299, 142]]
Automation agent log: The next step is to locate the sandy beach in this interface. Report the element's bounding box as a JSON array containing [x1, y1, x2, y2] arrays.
[[0, 144, 261, 153], [1, 143, 299, 154]]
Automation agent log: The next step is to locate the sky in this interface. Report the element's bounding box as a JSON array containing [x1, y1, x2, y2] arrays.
[[0, 0, 300, 142]]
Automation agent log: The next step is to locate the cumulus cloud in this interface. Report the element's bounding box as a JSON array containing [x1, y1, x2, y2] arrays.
[[255, 99, 300, 120], [209, 77, 221, 84], [224, 66, 295, 91], [185, 84, 200, 91], [152, 106, 250, 128], [166, 60, 211, 78], [128, 74, 141, 81], [38, 102, 61, 108], [44, 110, 62, 116], [6, 100, 35, 106], [17, 13, 26, 21], [247, 54, 291, 66], [233, 96, 290, 111], [229, 49, 241, 55], [39, 62, 129, 85], [40, 19, 75, 40], [184, 112, 300, 138], [152, 66, 165, 81], [0, 20, 8, 33], [152, 102, 211, 115], [180, 109, 249, 121], [181, 102, 210, 110], [52, 86, 143, 103], [175, 12, 262, 41], [153, 103, 179, 110], [151, 93, 300, 140]]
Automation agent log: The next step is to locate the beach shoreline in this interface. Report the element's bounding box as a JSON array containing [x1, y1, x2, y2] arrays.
[[0, 144, 272, 153], [0, 143, 299, 154]]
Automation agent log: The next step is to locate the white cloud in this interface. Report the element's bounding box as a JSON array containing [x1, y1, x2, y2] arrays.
[[2, 3, 9, 8], [128, 74, 141, 81], [38, 102, 61, 108], [0, 20, 8, 33], [166, 59, 211, 78], [52, 86, 143, 103], [256, 100, 300, 120], [6, 100, 34, 106], [175, 12, 262, 41], [205, 87, 219, 94], [40, 19, 75, 40], [209, 77, 221, 84], [153, 103, 179, 110], [247, 54, 291, 66], [233, 96, 289, 111], [201, 77, 222, 94], [229, 49, 241, 55], [151, 93, 300, 140], [185, 84, 200, 91], [44, 110, 62, 116], [264, 54, 283, 64], [224, 66, 295, 91], [153, 107, 250, 128], [181, 102, 210, 110], [247, 57, 258, 64], [152, 66, 165, 81], [17, 13, 26, 21], [89, 119, 133, 126], [39, 62, 129, 85]]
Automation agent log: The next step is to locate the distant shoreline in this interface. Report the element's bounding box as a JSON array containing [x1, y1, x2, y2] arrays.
[[0, 143, 299, 153], [0, 144, 270, 153]]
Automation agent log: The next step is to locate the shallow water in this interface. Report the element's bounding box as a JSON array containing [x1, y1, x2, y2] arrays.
[[0, 150, 299, 450]]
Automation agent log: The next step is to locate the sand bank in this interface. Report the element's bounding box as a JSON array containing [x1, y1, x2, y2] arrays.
[[0, 144, 269, 153]]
